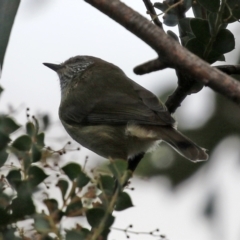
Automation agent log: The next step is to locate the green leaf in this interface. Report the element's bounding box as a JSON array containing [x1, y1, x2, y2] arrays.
[[76, 171, 90, 188], [14, 180, 32, 197], [0, 208, 10, 226], [190, 19, 211, 44], [62, 162, 81, 181], [197, 0, 220, 12], [0, 149, 9, 167], [163, 13, 179, 26], [6, 169, 21, 187], [223, 0, 240, 23], [56, 179, 69, 200], [86, 208, 114, 229], [26, 122, 35, 137], [178, 18, 195, 46], [108, 160, 128, 179], [12, 135, 32, 151], [179, 18, 192, 36], [192, 1, 205, 18], [0, 131, 10, 151], [11, 196, 35, 219], [115, 192, 133, 211], [208, 13, 228, 36], [185, 38, 205, 58], [98, 175, 115, 192], [0, 116, 20, 134], [31, 144, 42, 162], [65, 229, 90, 240], [65, 196, 83, 217], [183, 0, 192, 12], [28, 166, 48, 188], [34, 213, 52, 234], [36, 132, 45, 147], [212, 29, 235, 54], [154, 2, 168, 11], [0, 0, 20, 70], [206, 50, 224, 64]]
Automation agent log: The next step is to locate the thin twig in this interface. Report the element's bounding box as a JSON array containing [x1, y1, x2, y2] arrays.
[[142, 0, 163, 28]]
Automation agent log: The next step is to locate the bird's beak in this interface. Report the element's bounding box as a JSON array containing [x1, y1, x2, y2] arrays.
[[43, 63, 62, 72]]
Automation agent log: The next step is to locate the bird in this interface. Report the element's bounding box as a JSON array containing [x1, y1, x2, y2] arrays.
[[43, 56, 208, 171]]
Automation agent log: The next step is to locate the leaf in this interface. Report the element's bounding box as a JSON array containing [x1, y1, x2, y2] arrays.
[[0, 0, 20, 70], [86, 208, 114, 229], [76, 171, 90, 188], [212, 29, 235, 54], [28, 166, 48, 188], [223, 0, 240, 23], [11, 196, 35, 219], [0, 131, 11, 150], [197, 0, 220, 12], [208, 13, 228, 36], [206, 50, 224, 64], [98, 175, 115, 192], [56, 179, 69, 200], [0, 116, 20, 134], [0, 208, 10, 226], [192, 1, 205, 18], [26, 122, 35, 137], [115, 192, 133, 211], [65, 196, 83, 217], [14, 180, 32, 197], [108, 160, 128, 179], [12, 135, 32, 151], [178, 18, 195, 46], [190, 19, 211, 44], [0, 149, 9, 167], [183, 0, 192, 12], [185, 38, 205, 58], [163, 13, 179, 26], [31, 144, 42, 162], [36, 132, 45, 147], [62, 162, 81, 181], [65, 229, 90, 240], [6, 169, 21, 187], [34, 213, 52, 234]]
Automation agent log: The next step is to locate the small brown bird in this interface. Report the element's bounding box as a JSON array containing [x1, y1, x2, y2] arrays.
[[43, 56, 208, 171]]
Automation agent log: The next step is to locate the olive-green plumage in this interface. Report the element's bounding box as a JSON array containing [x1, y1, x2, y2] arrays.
[[43, 56, 208, 164]]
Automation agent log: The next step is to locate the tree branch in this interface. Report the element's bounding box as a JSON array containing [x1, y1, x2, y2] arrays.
[[134, 58, 169, 74], [215, 65, 240, 75], [84, 0, 240, 106]]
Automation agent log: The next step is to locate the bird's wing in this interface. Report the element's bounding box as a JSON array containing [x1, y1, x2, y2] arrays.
[[60, 75, 174, 126]]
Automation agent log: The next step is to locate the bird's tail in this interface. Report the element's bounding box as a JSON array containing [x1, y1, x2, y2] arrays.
[[158, 127, 208, 162]]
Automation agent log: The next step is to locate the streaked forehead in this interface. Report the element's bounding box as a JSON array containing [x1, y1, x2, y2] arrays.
[[63, 56, 92, 65]]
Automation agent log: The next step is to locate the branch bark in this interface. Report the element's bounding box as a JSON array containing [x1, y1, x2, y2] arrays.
[[84, 0, 240, 106]]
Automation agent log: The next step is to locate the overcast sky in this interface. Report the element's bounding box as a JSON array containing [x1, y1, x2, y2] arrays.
[[1, 1, 240, 240]]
